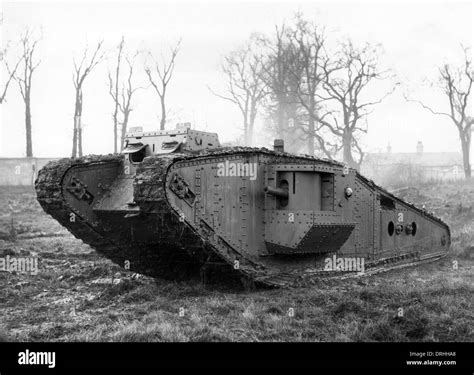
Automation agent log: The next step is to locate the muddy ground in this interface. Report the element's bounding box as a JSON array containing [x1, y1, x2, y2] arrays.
[[0, 181, 472, 342]]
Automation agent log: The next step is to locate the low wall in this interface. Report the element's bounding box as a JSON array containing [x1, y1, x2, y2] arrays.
[[0, 158, 61, 186]]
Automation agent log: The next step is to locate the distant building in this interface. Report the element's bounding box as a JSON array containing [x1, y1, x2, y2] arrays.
[[361, 141, 464, 184]]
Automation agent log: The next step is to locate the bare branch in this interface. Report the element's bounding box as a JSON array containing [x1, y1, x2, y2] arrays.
[[404, 93, 453, 119], [1, 54, 22, 103], [409, 46, 472, 177], [144, 39, 181, 129], [210, 38, 268, 145], [316, 39, 394, 168]]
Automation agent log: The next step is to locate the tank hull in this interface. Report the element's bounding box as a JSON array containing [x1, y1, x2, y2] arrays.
[[35, 149, 450, 287]]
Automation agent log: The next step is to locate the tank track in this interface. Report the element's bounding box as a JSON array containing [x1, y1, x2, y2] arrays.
[[35, 155, 127, 267], [35, 155, 224, 280], [36, 149, 450, 288]]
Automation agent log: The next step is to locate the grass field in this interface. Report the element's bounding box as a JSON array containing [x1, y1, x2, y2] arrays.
[[0, 180, 472, 342]]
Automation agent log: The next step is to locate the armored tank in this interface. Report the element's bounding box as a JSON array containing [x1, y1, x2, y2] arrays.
[[35, 124, 450, 287]]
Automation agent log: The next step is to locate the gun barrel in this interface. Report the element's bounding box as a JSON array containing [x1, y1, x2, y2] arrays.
[[264, 186, 289, 199]]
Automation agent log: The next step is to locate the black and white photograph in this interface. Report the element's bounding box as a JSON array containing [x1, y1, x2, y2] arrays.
[[0, 0, 472, 370]]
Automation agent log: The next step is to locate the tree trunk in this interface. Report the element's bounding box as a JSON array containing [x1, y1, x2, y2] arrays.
[[120, 111, 130, 151], [249, 106, 258, 147], [307, 102, 315, 156], [25, 99, 33, 157], [307, 138, 314, 156], [461, 135, 471, 178], [243, 117, 249, 145], [160, 95, 166, 130], [112, 66, 120, 153], [78, 117, 83, 157], [113, 114, 118, 153], [72, 116, 77, 158], [343, 132, 358, 170], [276, 97, 285, 138], [72, 88, 81, 158]]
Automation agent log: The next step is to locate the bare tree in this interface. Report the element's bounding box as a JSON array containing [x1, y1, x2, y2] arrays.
[[407, 47, 473, 178], [144, 40, 181, 130], [72, 41, 104, 158], [108, 37, 124, 153], [259, 24, 295, 139], [108, 44, 142, 151], [210, 38, 267, 145], [14, 29, 41, 157], [259, 22, 320, 154], [287, 17, 337, 157], [319, 41, 396, 170]]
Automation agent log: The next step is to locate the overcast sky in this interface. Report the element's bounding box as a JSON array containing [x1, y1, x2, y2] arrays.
[[0, 0, 472, 157]]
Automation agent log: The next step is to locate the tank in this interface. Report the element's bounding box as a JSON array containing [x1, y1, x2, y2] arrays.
[[35, 123, 450, 287]]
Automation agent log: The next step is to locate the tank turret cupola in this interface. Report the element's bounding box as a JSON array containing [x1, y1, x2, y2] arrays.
[[122, 124, 220, 163]]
